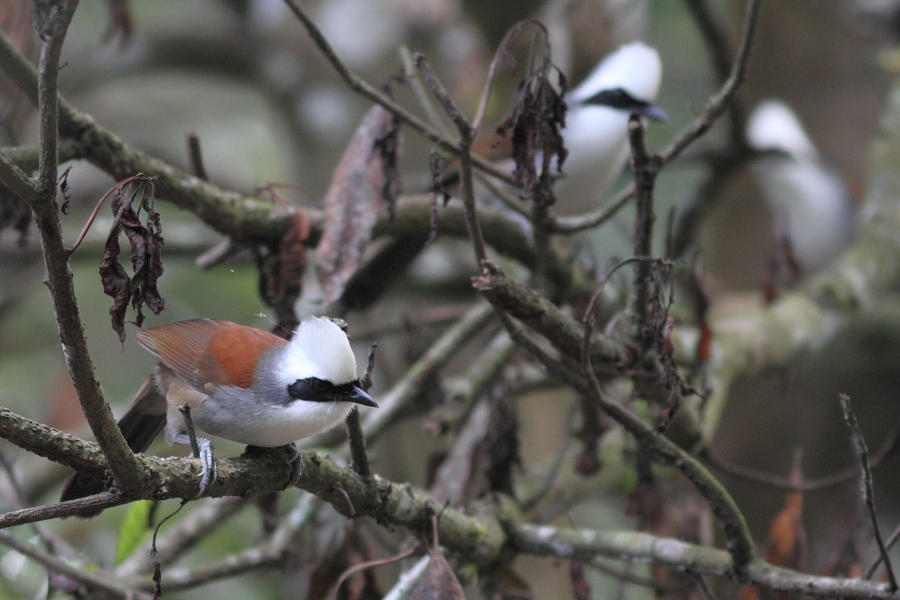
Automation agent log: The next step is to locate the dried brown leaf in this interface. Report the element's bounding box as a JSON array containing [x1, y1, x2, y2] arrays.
[[410, 546, 465, 600], [261, 208, 310, 331], [103, 0, 132, 44], [58, 165, 72, 214], [315, 104, 402, 305], [495, 28, 566, 210], [98, 175, 165, 342], [765, 456, 806, 570]]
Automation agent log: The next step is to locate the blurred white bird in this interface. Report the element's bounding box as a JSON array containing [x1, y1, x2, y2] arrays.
[[746, 99, 857, 275], [554, 41, 666, 211]]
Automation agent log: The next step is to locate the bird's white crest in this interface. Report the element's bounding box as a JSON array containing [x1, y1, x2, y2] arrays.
[[746, 99, 819, 161], [279, 317, 359, 386], [567, 42, 662, 104]]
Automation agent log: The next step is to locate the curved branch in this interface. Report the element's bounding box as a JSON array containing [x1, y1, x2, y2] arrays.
[[511, 524, 899, 600]]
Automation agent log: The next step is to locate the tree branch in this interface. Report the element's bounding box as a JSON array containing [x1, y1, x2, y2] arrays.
[[510, 524, 900, 599], [23, 0, 148, 496]]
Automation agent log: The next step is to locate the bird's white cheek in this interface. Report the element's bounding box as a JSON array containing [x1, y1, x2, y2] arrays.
[[276, 400, 354, 443]]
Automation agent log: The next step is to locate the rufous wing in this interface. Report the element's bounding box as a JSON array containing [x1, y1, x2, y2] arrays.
[[135, 319, 287, 390]]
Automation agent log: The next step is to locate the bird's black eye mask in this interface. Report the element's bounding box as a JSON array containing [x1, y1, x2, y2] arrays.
[[287, 377, 361, 402], [581, 87, 668, 121]]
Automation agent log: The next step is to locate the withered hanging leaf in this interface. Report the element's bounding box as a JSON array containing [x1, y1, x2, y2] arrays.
[[410, 534, 465, 600], [495, 35, 566, 209], [315, 105, 402, 305], [260, 208, 310, 331], [765, 456, 806, 570], [740, 459, 806, 600], [98, 175, 165, 342]]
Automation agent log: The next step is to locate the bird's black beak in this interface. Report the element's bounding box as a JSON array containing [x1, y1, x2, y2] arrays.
[[632, 103, 668, 122], [348, 385, 378, 408], [582, 87, 668, 122]]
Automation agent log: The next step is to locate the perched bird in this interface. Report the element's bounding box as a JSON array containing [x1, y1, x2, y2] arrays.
[[746, 99, 857, 275], [61, 317, 377, 506], [554, 41, 666, 211]]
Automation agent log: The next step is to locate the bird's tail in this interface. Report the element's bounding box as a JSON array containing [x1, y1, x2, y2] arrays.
[[59, 375, 167, 512]]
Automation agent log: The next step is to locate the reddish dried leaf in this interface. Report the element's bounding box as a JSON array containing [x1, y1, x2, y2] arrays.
[[103, 0, 133, 43], [766, 490, 805, 568], [696, 318, 712, 364], [315, 105, 402, 305], [766, 456, 807, 571], [261, 208, 310, 331]]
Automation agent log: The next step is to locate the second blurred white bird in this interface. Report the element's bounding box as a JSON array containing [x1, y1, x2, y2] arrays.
[[746, 99, 856, 274], [554, 42, 666, 212]]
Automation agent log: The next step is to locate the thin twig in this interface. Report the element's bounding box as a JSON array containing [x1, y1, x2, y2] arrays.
[[347, 344, 378, 478], [281, 0, 515, 186], [546, 184, 635, 233], [0, 492, 130, 528], [0, 149, 38, 202], [684, 0, 749, 147], [626, 116, 661, 343], [357, 303, 495, 443], [186, 132, 208, 180], [703, 417, 900, 491], [660, 0, 761, 163], [398, 45, 451, 139], [115, 498, 247, 578], [24, 0, 147, 496], [840, 394, 898, 589], [328, 543, 420, 600], [414, 53, 489, 264], [0, 530, 153, 600]]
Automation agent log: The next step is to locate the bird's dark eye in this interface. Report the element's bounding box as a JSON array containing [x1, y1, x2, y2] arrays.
[[314, 379, 330, 391], [287, 379, 311, 399]]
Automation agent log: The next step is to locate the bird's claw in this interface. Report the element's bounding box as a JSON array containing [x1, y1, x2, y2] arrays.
[[284, 443, 303, 489], [192, 438, 217, 498]]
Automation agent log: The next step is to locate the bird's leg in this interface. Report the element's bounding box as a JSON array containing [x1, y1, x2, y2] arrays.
[[283, 443, 303, 489], [177, 403, 217, 496]]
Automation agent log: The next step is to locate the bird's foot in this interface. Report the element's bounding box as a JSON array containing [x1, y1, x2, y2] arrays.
[[193, 437, 217, 497], [283, 443, 303, 489], [177, 402, 217, 497]]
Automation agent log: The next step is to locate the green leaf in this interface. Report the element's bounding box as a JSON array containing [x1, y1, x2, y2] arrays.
[[115, 500, 153, 564]]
